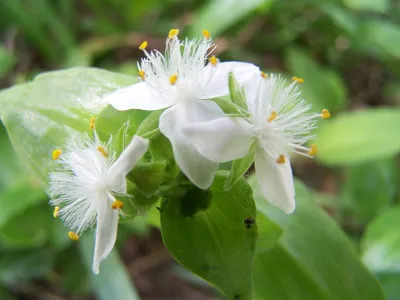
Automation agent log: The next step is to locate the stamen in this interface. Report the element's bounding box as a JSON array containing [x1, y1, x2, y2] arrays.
[[209, 56, 218, 66], [308, 144, 317, 156], [53, 206, 60, 218], [267, 111, 277, 122], [169, 74, 178, 85], [261, 71, 267, 79], [276, 155, 286, 164], [139, 70, 145, 80], [321, 109, 331, 119], [168, 29, 179, 39], [292, 76, 304, 84], [139, 41, 148, 51], [52, 149, 62, 160], [111, 200, 124, 210], [68, 231, 79, 241], [90, 117, 96, 129], [97, 146, 108, 157], [202, 30, 211, 39]]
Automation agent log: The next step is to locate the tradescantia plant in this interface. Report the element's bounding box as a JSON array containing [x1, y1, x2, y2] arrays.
[[0, 29, 385, 299]]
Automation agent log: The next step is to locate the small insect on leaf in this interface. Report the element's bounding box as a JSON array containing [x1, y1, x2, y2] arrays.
[[244, 217, 255, 229]]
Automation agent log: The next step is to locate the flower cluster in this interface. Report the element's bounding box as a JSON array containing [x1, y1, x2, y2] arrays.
[[48, 29, 329, 274]]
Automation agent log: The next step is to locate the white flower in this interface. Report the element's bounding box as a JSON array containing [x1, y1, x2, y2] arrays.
[[104, 29, 259, 189], [183, 73, 330, 214], [49, 121, 149, 274]]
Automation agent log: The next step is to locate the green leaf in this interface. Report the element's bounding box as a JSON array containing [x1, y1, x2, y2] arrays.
[[136, 110, 163, 138], [189, 0, 274, 37], [249, 176, 385, 300], [160, 172, 259, 299], [0, 249, 55, 283], [128, 161, 166, 196], [285, 47, 347, 112], [361, 207, 400, 300], [0, 67, 137, 182], [0, 182, 47, 229], [355, 20, 400, 60], [0, 206, 51, 249], [315, 108, 400, 165], [361, 206, 400, 274], [343, 0, 389, 13], [79, 235, 141, 300], [228, 72, 248, 111], [342, 158, 397, 222], [228, 143, 256, 189]]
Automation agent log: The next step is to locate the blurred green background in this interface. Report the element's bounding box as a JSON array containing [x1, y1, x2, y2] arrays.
[[0, 0, 400, 299]]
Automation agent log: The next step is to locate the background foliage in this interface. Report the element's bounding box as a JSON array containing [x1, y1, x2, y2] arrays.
[[0, 0, 399, 299]]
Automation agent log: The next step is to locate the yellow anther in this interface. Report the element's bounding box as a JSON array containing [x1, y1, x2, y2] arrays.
[[261, 71, 267, 79], [90, 117, 96, 129], [292, 76, 304, 84], [68, 231, 79, 241], [169, 74, 178, 85], [308, 144, 317, 156], [321, 109, 331, 119], [202, 29, 211, 39], [97, 146, 108, 157], [209, 55, 218, 66], [168, 29, 179, 39], [53, 206, 60, 218], [276, 155, 286, 164], [267, 111, 277, 122], [52, 149, 62, 160], [139, 40, 148, 51], [111, 200, 124, 210], [139, 70, 145, 80]]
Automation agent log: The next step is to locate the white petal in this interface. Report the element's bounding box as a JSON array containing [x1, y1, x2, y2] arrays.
[[198, 61, 259, 99], [108, 136, 149, 194], [159, 103, 219, 189], [92, 194, 119, 274], [254, 147, 295, 214], [105, 82, 174, 111], [183, 117, 256, 162]]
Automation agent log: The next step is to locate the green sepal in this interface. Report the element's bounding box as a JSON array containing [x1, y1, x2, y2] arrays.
[[228, 72, 248, 111]]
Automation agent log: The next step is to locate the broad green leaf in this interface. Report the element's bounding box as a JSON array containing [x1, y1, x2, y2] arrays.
[[375, 273, 400, 300], [249, 176, 384, 300], [0, 67, 137, 182], [161, 172, 260, 299], [342, 158, 397, 222], [0, 182, 47, 229], [355, 20, 400, 60], [0, 206, 51, 249], [0, 249, 55, 283], [343, 0, 389, 13], [361, 206, 400, 274], [316, 108, 400, 165], [79, 235, 141, 300], [189, 0, 274, 37], [285, 47, 347, 112]]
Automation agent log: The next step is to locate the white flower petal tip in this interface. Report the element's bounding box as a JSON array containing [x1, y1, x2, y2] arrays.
[[255, 149, 295, 214], [104, 82, 173, 111], [183, 117, 256, 163], [49, 120, 147, 274]]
